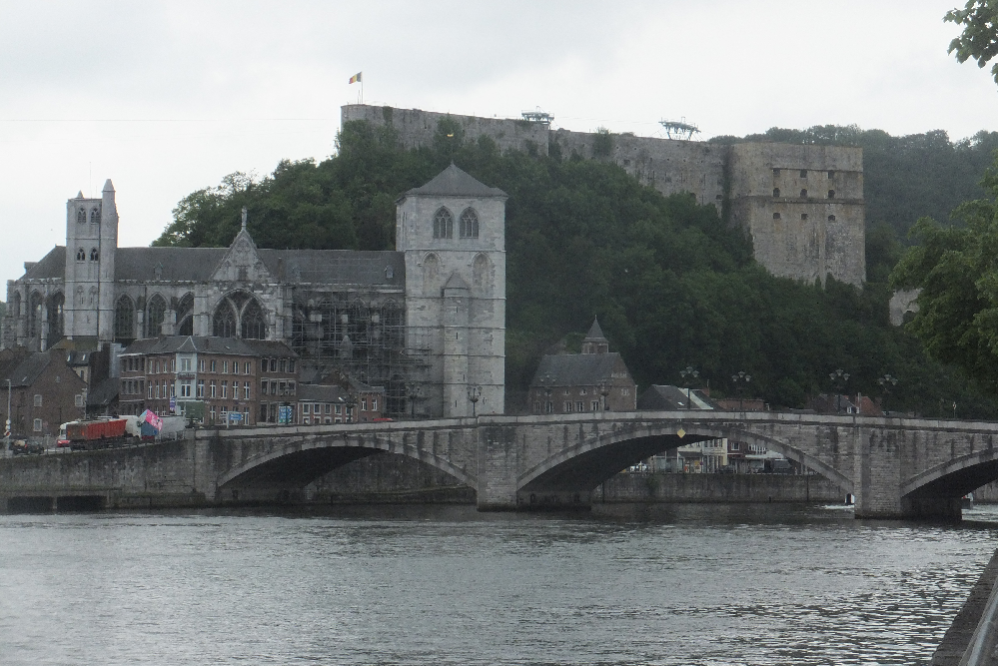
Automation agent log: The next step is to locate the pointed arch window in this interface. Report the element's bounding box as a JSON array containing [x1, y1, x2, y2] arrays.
[[241, 298, 267, 339], [28, 292, 43, 338], [76, 209, 85, 224], [76, 248, 86, 261], [213, 300, 237, 338], [47, 293, 64, 345], [433, 207, 453, 239], [90, 208, 100, 224], [176, 293, 194, 336], [146, 294, 167, 337], [90, 248, 99, 261], [459, 208, 479, 239], [115, 295, 135, 341]]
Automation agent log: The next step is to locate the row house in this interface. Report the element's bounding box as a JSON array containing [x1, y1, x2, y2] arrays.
[[297, 377, 385, 425], [119, 336, 297, 426], [0, 347, 87, 439]]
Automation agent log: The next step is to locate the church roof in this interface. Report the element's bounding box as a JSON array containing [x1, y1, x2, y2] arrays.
[[403, 163, 507, 199], [583, 317, 608, 343], [530, 352, 631, 388], [122, 336, 295, 357], [22, 246, 65, 280]]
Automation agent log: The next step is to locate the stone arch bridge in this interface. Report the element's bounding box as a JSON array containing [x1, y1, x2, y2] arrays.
[[0, 412, 995, 520]]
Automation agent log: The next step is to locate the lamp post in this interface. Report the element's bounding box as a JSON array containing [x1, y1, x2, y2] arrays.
[[680, 366, 699, 409], [731, 371, 751, 412], [542, 373, 553, 414], [599, 380, 610, 412], [344, 393, 358, 423], [467, 385, 481, 418], [877, 374, 897, 415], [406, 382, 421, 419], [5, 378, 10, 457], [829, 368, 850, 413]]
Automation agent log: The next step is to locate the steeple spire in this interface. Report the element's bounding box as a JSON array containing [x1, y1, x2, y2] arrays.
[[241, 206, 248, 231]]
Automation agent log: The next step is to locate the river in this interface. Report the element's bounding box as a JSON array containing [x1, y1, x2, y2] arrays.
[[0, 502, 995, 665]]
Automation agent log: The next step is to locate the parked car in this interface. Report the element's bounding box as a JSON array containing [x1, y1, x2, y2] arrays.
[[10, 440, 44, 455]]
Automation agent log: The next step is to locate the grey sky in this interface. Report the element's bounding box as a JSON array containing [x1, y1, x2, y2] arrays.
[[1, 0, 996, 290]]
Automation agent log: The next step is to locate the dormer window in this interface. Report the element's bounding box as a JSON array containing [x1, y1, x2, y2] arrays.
[[459, 208, 479, 239], [90, 248, 99, 261], [433, 207, 453, 239]]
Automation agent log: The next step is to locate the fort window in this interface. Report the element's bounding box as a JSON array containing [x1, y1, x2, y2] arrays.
[[90, 248, 99, 261], [828, 215, 836, 222], [433, 207, 454, 239], [773, 213, 781, 220], [459, 208, 479, 239], [828, 170, 835, 178], [828, 190, 835, 199], [76, 248, 86, 261], [773, 188, 780, 198], [801, 214, 808, 221], [799, 189, 807, 198], [772, 168, 780, 176], [799, 169, 807, 178]]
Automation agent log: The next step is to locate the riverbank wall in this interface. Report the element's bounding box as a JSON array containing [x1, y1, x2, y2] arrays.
[[931, 549, 998, 665]]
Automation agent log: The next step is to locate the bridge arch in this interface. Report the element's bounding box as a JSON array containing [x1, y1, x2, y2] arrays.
[[216, 431, 476, 492], [517, 420, 853, 496], [900, 448, 998, 499]]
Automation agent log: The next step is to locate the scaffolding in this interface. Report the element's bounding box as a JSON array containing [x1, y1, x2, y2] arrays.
[[659, 118, 700, 140]]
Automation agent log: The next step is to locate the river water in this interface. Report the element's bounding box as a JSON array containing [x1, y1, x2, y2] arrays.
[[0, 503, 995, 666]]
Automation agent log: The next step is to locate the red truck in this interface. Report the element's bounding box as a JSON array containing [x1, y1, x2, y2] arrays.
[[64, 418, 136, 451]]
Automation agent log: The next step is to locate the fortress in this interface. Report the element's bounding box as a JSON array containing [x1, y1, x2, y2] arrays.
[[343, 105, 866, 287]]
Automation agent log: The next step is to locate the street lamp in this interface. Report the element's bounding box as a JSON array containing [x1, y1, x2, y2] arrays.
[[877, 374, 897, 415], [731, 371, 751, 412], [467, 385, 481, 418], [542, 374, 554, 414], [680, 365, 699, 409], [829, 368, 850, 413], [344, 393, 358, 423], [599, 380, 610, 412], [406, 382, 422, 419]]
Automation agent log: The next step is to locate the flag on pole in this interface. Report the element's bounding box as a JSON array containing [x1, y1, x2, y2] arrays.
[[349, 72, 362, 84]]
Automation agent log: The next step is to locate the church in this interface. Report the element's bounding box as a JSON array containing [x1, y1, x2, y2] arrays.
[[1, 164, 507, 419]]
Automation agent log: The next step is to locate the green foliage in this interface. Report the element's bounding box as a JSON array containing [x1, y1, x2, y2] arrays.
[[890, 164, 998, 392], [592, 127, 614, 158], [155, 118, 996, 418], [944, 0, 999, 83]]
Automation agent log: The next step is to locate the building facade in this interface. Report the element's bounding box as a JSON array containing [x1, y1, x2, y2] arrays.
[[0, 348, 88, 439], [3, 165, 506, 419]]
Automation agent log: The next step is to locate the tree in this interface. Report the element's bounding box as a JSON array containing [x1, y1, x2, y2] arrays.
[[944, 0, 998, 83], [890, 165, 998, 391]]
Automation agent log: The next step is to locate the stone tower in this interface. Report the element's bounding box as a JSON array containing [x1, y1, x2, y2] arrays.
[[64, 179, 118, 344], [396, 164, 507, 417]]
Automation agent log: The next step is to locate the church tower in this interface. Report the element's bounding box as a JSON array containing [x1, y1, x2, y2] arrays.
[[64, 179, 118, 344], [396, 164, 507, 417]]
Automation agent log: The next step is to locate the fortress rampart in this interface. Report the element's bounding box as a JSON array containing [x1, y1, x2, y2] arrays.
[[342, 105, 865, 287]]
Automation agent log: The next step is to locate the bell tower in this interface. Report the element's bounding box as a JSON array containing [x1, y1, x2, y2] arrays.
[[396, 164, 507, 417], [64, 179, 118, 343]]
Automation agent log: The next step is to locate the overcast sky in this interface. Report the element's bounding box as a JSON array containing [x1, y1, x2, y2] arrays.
[[1, 0, 996, 291]]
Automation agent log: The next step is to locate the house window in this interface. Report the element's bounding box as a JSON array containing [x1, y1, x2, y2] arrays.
[[433, 207, 454, 239], [232, 362, 239, 375], [564, 401, 572, 412], [288, 360, 295, 373], [147, 384, 153, 399], [33, 418, 42, 432], [261, 359, 267, 373], [372, 398, 377, 412], [197, 380, 205, 398], [180, 382, 192, 398], [155, 383, 160, 399], [210, 381, 217, 398], [334, 404, 342, 415], [324, 404, 331, 414], [222, 361, 228, 374], [592, 401, 600, 411], [288, 382, 295, 395], [261, 380, 268, 396], [545, 401, 553, 413], [244, 382, 250, 400], [199, 359, 205, 372], [245, 362, 252, 375], [76, 393, 85, 407], [221, 381, 228, 399], [279, 381, 286, 395], [576, 401, 584, 412], [270, 359, 277, 372], [180, 358, 192, 372], [211, 360, 217, 372], [361, 398, 368, 411], [33, 394, 42, 407], [170, 359, 176, 372], [303, 404, 310, 414]]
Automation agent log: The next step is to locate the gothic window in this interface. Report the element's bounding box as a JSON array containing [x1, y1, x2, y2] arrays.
[[76, 248, 86, 261], [146, 294, 167, 337], [459, 208, 479, 239], [90, 248, 99, 261], [176, 293, 194, 336], [47, 293, 64, 345], [28, 291, 43, 338], [433, 207, 453, 239], [213, 300, 237, 338], [473, 253, 491, 294], [76, 209, 85, 224], [90, 208, 100, 224], [772, 188, 780, 198], [12, 292, 20, 318], [115, 295, 135, 341], [241, 298, 267, 339]]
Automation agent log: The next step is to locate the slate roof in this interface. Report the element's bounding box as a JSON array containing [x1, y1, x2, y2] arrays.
[[637, 385, 718, 411], [87, 376, 120, 408], [17, 245, 405, 288], [583, 318, 608, 343], [530, 352, 630, 388], [402, 163, 507, 199], [122, 336, 292, 358], [0, 351, 52, 388]]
